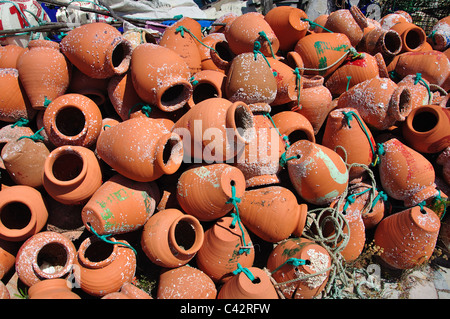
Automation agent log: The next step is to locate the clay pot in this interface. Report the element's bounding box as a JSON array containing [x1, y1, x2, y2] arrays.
[[96, 117, 184, 182], [271, 110, 315, 144], [358, 28, 402, 59], [428, 16, 450, 51], [68, 67, 109, 107], [157, 265, 217, 299], [379, 12, 412, 30], [324, 6, 369, 47], [82, 174, 160, 235], [60, 22, 132, 79], [325, 52, 386, 95], [1, 137, 50, 188], [402, 104, 450, 154], [286, 140, 349, 206], [0, 124, 34, 170], [28, 279, 81, 299], [172, 97, 255, 163], [42, 145, 102, 205], [337, 76, 413, 130], [210, 13, 237, 34], [267, 57, 301, 106], [159, 18, 203, 75], [322, 107, 376, 181], [294, 32, 352, 77], [176, 164, 245, 221], [266, 238, 331, 299], [397, 74, 432, 109], [224, 12, 280, 56], [0, 239, 18, 279], [108, 71, 146, 120], [0, 281, 9, 299], [437, 147, 450, 185], [0, 185, 48, 242], [0, 44, 27, 69], [141, 209, 204, 268], [130, 43, 192, 112], [289, 75, 333, 135], [217, 266, 278, 299], [73, 235, 137, 297], [16, 40, 70, 110], [0, 68, 36, 123], [187, 70, 226, 108], [374, 206, 440, 269], [15, 231, 77, 287], [390, 22, 426, 53], [264, 6, 309, 52], [378, 138, 438, 207], [196, 215, 255, 283], [198, 32, 235, 73], [119, 282, 152, 299], [122, 28, 156, 50], [234, 103, 284, 188], [387, 51, 450, 89], [312, 14, 329, 32], [225, 52, 277, 105], [43, 93, 103, 148], [237, 185, 308, 243]]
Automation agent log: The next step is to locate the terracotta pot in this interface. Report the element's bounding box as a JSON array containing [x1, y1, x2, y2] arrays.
[[234, 103, 284, 188], [0, 239, 19, 279], [187, 70, 226, 108], [0, 280, 9, 299], [266, 238, 331, 299], [312, 14, 329, 33], [325, 52, 386, 95], [266, 57, 301, 106], [16, 40, 70, 110], [387, 51, 450, 89], [225, 52, 277, 105], [264, 6, 309, 52], [374, 206, 440, 269], [176, 164, 245, 221], [237, 185, 308, 243], [289, 75, 333, 134], [390, 22, 426, 53], [119, 282, 152, 299], [224, 12, 280, 56], [0, 68, 36, 123], [172, 97, 255, 163], [294, 32, 352, 77], [358, 28, 402, 59], [0, 124, 34, 170], [157, 265, 217, 299], [402, 104, 450, 154], [322, 107, 376, 181], [437, 147, 450, 185], [210, 13, 237, 34], [1, 137, 49, 188], [379, 12, 412, 30], [397, 74, 432, 110], [428, 16, 450, 51], [42, 145, 102, 205], [96, 117, 183, 182], [337, 76, 413, 130], [141, 209, 204, 268], [73, 235, 137, 297], [15, 231, 77, 287], [130, 43, 192, 112], [0, 44, 27, 69], [0, 185, 48, 242], [196, 216, 255, 283], [68, 67, 108, 107], [159, 18, 203, 75], [82, 174, 160, 235], [198, 32, 235, 74], [378, 138, 438, 207], [122, 28, 156, 50], [286, 140, 349, 206], [217, 266, 278, 299], [271, 110, 315, 144], [60, 22, 132, 79], [28, 279, 81, 299], [324, 6, 369, 47], [43, 93, 103, 148]]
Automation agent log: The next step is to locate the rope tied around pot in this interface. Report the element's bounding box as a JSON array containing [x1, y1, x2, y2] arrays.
[[301, 18, 334, 33], [174, 25, 219, 55], [233, 263, 255, 281], [413, 73, 432, 104], [257, 31, 277, 59], [270, 257, 309, 275], [86, 222, 138, 256], [128, 102, 152, 118], [11, 117, 30, 128], [18, 126, 45, 142], [226, 183, 252, 255], [253, 40, 277, 77], [296, 47, 364, 74], [293, 67, 302, 110]]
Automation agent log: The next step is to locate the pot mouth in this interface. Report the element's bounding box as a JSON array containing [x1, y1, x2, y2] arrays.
[[389, 86, 412, 121], [383, 30, 402, 56], [0, 200, 36, 240], [108, 38, 133, 75], [53, 105, 87, 140], [77, 235, 118, 269], [44, 146, 87, 187], [211, 40, 235, 66], [403, 27, 426, 51], [157, 81, 193, 112], [226, 102, 255, 145], [407, 106, 440, 134], [169, 215, 204, 255], [188, 81, 221, 108], [32, 241, 74, 279], [156, 132, 184, 175]]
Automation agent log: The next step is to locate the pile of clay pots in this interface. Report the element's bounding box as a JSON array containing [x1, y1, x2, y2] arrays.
[[0, 4, 449, 300]]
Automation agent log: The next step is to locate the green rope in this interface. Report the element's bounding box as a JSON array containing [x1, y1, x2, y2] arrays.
[[175, 25, 218, 54], [371, 190, 388, 209], [414, 73, 432, 104], [301, 18, 334, 33], [293, 67, 302, 109], [342, 188, 372, 213], [270, 257, 308, 275], [226, 184, 251, 255], [18, 127, 45, 142], [346, 76, 352, 92], [428, 30, 437, 45], [44, 96, 52, 108], [341, 110, 378, 166], [297, 47, 362, 73], [128, 103, 152, 118], [87, 223, 137, 255], [11, 117, 29, 128], [189, 76, 199, 86], [253, 40, 277, 76], [258, 31, 276, 59], [233, 263, 255, 281], [430, 190, 448, 220]]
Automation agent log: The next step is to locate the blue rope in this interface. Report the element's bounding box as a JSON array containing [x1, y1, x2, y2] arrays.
[[87, 223, 137, 256], [270, 257, 308, 274], [226, 185, 251, 255], [233, 263, 255, 281]]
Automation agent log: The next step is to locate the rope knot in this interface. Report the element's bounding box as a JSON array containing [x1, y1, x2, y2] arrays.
[[18, 127, 45, 142], [233, 263, 255, 281]]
